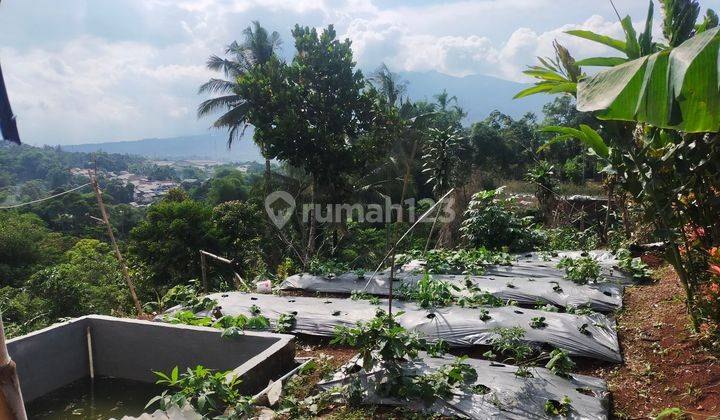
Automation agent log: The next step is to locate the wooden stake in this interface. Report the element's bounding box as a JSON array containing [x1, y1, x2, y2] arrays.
[[200, 252, 208, 294], [86, 327, 94, 380], [89, 172, 144, 315], [0, 316, 27, 420]]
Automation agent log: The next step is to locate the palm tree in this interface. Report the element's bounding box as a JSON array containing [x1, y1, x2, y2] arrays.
[[370, 63, 407, 106], [198, 21, 281, 192]]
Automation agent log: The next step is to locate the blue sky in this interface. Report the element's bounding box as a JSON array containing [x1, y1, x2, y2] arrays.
[[1, 0, 719, 145]]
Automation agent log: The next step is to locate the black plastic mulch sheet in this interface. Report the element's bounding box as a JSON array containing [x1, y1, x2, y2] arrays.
[[179, 292, 621, 363], [318, 352, 610, 419], [280, 269, 622, 313], [280, 250, 627, 312]]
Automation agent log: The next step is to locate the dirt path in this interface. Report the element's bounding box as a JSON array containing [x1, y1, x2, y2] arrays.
[[582, 265, 720, 419]]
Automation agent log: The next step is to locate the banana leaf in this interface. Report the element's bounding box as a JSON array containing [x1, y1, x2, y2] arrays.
[[576, 27, 720, 133]]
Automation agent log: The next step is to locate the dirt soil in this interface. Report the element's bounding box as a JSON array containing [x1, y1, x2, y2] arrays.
[[578, 264, 720, 419]]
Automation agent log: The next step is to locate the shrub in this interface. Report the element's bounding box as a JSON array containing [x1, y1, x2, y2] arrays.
[[460, 188, 539, 252]]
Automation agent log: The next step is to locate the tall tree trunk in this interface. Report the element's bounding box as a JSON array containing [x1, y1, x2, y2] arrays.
[[264, 157, 271, 196]]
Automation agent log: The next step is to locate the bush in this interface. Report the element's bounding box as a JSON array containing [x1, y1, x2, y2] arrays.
[[27, 239, 131, 319], [460, 187, 540, 252]]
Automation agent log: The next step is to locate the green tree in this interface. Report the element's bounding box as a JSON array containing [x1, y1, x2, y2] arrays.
[[130, 198, 217, 288], [207, 169, 250, 205], [27, 239, 130, 319], [198, 21, 282, 194], [0, 212, 72, 287], [212, 200, 265, 280], [238, 25, 397, 257]]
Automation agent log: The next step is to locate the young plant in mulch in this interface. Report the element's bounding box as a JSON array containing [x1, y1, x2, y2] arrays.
[[147, 365, 253, 418], [397, 248, 513, 275], [530, 316, 547, 329], [274, 312, 297, 333], [332, 310, 479, 407], [557, 256, 602, 285], [545, 349, 575, 378], [308, 258, 350, 278], [350, 290, 381, 305], [482, 327, 576, 380], [458, 280, 505, 308], [482, 327, 535, 377], [544, 396, 572, 416], [163, 309, 272, 338], [397, 272, 459, 308]]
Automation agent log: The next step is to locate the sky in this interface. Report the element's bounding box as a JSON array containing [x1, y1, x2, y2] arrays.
[[1, 0, 719, 146]]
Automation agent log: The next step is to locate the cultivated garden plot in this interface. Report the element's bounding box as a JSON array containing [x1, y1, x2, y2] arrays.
[[318, 352, 610, 419], [281, 267, 623, 313], [281, 250, 630, 312], [165, 292, 622, 363]]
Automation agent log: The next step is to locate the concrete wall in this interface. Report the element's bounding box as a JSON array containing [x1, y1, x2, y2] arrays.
[[7, 318, 89, 402], [8, 315, 295, 401]]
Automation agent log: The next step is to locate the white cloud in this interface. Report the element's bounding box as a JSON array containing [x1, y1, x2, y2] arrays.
[[4, 0, 714, 144], [1, 37, 209, 144]]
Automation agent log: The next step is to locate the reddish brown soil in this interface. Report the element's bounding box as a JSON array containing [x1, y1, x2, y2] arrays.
[[295, 336, 358, 369], [579, 265, 720, 419]]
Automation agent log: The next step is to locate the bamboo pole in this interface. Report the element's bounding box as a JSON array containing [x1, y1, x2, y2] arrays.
[[89, 172, 144, 315], [199, 250, 250, 291], [0, 316, 27, 420]]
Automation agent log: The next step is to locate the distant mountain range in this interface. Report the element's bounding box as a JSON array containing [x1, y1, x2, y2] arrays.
[[62, 133, 264, 162], [61, 71, 550, 162]]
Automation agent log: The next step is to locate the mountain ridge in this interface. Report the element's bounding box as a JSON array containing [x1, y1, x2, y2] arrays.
[[61, 71, 550, 162]]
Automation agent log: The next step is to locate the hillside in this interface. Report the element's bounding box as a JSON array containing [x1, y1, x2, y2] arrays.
[[62, 133, 264, 162]]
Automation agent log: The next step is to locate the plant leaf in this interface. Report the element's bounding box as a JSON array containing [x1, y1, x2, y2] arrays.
[[575, 57, 628, 67], [565, 30, 627, 53]]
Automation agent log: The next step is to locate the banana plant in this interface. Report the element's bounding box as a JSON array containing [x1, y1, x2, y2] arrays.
[[568, 0, 659, 66], [514, 41, 583, 99], [577, 26, 720, 132], [538, 125, 610, 159]]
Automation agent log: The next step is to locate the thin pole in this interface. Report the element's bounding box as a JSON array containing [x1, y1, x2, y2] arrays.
[[0, 316, 27, 420], [89, 171, 144, 315], [200, 252, 208, 294], [199, 250, 250, 291]]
